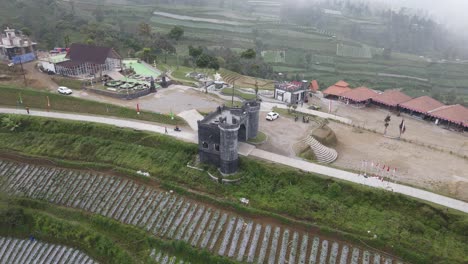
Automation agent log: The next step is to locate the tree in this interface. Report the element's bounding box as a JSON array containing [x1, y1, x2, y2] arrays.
[[196, 54, 219, 70], [142, 47, 151, 63], [64, 35, 70, 48], [168, 26, 184, 41], [196, 53, 212, 68], [20, 27, 31, 37], [188, 45, 203, 59], [151, 35, 176, 63], [85, 38, 95, 45], [241, 49, 256, 59], [188, 45, 204, 70], [209, 57, 220, 71], [138, 23, 152, 39]]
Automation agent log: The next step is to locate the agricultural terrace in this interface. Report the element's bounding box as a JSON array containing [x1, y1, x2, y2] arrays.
[[0, 115, 467, 263], [0, 160, 397, 264], [145, 5, 468, 105], [0, 192, 229, 264], [0, 237, 97, 264]]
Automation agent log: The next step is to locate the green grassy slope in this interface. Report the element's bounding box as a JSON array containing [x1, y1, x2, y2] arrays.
[[0, 86, 184, 125], [0, 115, 467, 263]]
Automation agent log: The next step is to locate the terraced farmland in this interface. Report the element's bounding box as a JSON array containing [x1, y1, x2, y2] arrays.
[[219, 69, 275, 90], [336, 43, 372, 59], [0, 160, 402, 264], [0, 237, 96, 264]]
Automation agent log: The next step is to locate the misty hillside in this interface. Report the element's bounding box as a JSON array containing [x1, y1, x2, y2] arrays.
[[0, 0, 467, 104]]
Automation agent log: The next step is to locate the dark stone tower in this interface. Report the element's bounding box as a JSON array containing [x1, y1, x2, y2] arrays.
[[246, 101, 261, 139], [197, 100, 260, 174]]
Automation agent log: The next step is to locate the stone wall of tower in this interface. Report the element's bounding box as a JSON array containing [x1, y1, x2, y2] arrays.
[[246, 101, 261, 139], [198, 122, 221, 168], [219, 124, 239, 174]]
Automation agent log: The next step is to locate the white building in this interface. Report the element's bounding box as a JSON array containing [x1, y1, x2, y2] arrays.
[[274, 80, 308, 104], [0, 27, 37, 62]]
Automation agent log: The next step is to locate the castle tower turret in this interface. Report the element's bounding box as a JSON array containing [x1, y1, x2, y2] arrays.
[[219, 122, 239, 174], [246, 101, 261, 139]]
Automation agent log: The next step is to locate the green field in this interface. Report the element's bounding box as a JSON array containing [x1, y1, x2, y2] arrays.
[[0, 86, 184, 125]]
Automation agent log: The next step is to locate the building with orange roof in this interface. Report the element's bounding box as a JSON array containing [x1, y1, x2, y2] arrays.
[[427, 104, 468, 130], [322, 81, 352, 99], [340, 87, 378, 105], [310, 80, 319, 93], [398, 96, 445, 118], [371, 90, 412, 109]]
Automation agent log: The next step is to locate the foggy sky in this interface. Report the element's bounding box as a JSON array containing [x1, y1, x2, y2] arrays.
[[359, 0, 468, 31]]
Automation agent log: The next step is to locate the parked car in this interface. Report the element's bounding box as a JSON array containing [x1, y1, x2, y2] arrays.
[[266, 112, 279, 121], [309, 105, 321, 110], [57, 86, 72, 95]]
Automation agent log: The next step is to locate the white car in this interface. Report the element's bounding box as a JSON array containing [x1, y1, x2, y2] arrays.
[[266, 112, 279, 121], [57, 86, 72, 95]]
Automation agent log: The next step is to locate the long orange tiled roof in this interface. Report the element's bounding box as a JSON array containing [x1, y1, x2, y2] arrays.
[[341, 87, 378, 102], [372, 90, 412, 107], [428, 104, 468, 127], [399, 96, 445, 114], [323, 85, 351, 96]]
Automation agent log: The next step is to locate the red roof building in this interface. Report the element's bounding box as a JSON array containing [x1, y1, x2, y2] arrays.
[[341, 87, 378, 103], [310, 80, 319, 92], [428, 104, 468, 128], [335, 80, 349, 87], [372, 90, 412, 107], [399, 96, 445, 114], [323, 81, 351, 97]]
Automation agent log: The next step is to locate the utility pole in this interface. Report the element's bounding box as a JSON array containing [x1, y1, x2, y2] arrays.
[[231, 79, 235, 106], [19, 57, 27, 86]]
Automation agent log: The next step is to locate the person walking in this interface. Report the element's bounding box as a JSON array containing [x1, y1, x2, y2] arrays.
[[26, 107, 30, 114], [165, 127, 168, 134]]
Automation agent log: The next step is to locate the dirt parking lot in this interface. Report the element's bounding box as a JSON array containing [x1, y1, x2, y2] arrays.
[[302, 95, 468, 201], [309, 95, 468, 156], [257, 111, 316, 157], [329, 122, 468, 201]]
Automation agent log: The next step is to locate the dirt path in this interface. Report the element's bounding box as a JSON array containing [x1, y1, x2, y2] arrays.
[[23, 61, 58, 91]]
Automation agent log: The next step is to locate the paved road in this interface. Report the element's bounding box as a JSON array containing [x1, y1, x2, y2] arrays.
[[1, 107, 467, 213], [251, 149, 468, 213]]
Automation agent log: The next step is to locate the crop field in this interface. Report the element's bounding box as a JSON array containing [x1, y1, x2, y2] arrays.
[[219, 69, 275, 90], [0, 160, 401, 264], [150, 16, 252, 34], [336, 43, 372, 59], [262, 50, 286, 63], [0, 237, 96, 264]]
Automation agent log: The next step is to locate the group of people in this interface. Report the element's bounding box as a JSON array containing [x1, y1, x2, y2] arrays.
[[165, 126, 181, 134], [294, 115, 310, 123]]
